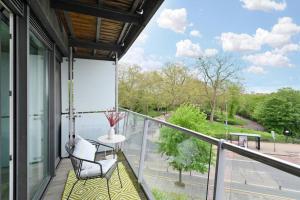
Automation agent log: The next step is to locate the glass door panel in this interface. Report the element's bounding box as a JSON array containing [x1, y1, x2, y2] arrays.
[[0, 8, 10, 200], [55, 59, 61, 166], [28, 32, 49, 199]]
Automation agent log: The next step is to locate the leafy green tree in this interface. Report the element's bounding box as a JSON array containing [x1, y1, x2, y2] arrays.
[[158, 105, 212, 186], [118, 65, 143, 110], [238, 93, 267, 120], [227, 83, 242, 118], [254, 88, 300, 137], [162, 63, 189, 109]]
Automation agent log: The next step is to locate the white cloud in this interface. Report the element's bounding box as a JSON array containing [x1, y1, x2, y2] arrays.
[[255, 17, 300, 47], [120, 47, 163, 71], [243, 51, 293, 67], [246, 87, 276, 94], [157, 8, 188, 33], [176, 39, 218, 58], [190, 30, 201, 37], [135, 32, 148, 45], [176, 39, 202, 58], [273, 43, 300, 54], [241, 0, 287, 11], [255, 28, 290, 47], [220, 17, 300, 52], [204, 48, 218, 57], [272, 17, 300, 36], [246, 66, 266, 74], [220, 32, 260, 52]]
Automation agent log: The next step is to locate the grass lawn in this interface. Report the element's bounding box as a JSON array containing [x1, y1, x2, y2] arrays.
[[200, 121, 287, 143], [152, 188, 188, 200], [215, 115, 247, 126]]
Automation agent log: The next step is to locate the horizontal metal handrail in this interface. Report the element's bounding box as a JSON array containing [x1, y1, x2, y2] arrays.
[[120, 108, 219, 145], [223, 141, 300, 177], [120, 108, 300, 178]]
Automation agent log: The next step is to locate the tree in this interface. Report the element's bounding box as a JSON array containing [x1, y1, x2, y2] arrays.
[[158, 105, 212, 186], [226, 83, 243, 118], [254, 88, 300, 137], [237, 93, 267, 120], [137, 71, 165, 114], [162, 63, 189, 109], [118, 65, 142, 110], [197, 55, 239, 122]]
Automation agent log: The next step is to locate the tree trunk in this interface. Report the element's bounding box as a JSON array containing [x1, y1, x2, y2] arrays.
[[210, 107, 215, 122], [210, 89, 217, 122], [179, 169, 182, 184], [175, 168, 185, 187]]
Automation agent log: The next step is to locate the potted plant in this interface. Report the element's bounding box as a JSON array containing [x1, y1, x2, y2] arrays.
[[104, 109, 124, 139]]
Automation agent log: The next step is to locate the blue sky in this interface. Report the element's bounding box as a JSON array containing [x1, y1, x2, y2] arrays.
[[120, 0, 300, 93]]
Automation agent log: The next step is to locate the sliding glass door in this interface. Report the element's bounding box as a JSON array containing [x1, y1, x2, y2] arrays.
[[0, 7, 10, 200], [28, 32, 49, 199]]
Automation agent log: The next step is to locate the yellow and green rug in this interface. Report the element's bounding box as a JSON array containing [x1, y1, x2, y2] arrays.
[[62, 163, 142, 200]]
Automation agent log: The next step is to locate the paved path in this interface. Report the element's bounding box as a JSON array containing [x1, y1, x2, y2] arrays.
[[236, 115, 265, 131], [247, 141, 300, 165]]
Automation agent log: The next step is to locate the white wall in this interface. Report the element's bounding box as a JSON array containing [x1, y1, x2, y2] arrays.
[[61, 58, 116, 156], [73, 59, 115, 112]]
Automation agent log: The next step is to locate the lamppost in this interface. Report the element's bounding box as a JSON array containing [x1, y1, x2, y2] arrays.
[[271, 131, 276, 152], [225, 101, 228, 140]]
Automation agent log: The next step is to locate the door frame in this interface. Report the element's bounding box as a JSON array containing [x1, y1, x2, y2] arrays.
[[0, 2, 14, 199], [9, 9, 14, 200]]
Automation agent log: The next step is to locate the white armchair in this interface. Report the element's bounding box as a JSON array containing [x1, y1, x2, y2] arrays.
[[65, 137, 122, 200]]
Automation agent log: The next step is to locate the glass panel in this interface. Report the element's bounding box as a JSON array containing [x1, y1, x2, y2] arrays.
[[117, 110, 127, 135], [73, 59, 115, 112], [28, 32, 49, 199], [224, 150, 300, 200], [54, 59, 61, 164], [61, 114, 69, 157], [0, 10, 10, 200], [123, 112, 145, 175], [142, 121, 217, 200]]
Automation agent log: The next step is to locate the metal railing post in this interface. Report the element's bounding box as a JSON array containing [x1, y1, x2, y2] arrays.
[[213, 139, 225, 200], [138, 119, 149, 183], [122, 111, 128, 136], [68, 46, 74, 145]]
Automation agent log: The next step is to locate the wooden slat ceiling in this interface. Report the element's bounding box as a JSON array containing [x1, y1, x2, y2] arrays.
[[54, 0, 163, 61]]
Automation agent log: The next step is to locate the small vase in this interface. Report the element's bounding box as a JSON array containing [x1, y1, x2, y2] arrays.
[[108, 126, 115, 139]]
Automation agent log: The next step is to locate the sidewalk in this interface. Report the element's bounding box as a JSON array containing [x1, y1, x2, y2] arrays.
[[247, 141, 300, 165]]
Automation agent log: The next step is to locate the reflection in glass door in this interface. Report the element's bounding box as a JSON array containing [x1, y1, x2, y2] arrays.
[[28, 32, 49, 199], [54, 58, 61, 166], [0, 6, 10, 200]]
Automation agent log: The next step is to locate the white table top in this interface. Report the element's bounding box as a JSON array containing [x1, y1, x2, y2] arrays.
[[230, 133, 261, 137], [97, 134, 126, 144]]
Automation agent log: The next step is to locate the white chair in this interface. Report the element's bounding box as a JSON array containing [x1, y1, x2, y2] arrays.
[[65, 137, 122, 200]]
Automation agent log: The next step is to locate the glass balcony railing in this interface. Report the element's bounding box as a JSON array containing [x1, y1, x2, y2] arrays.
[[119, 108, 300, 200], [122, 111, 145, 175], [223, 149, 300, 200]]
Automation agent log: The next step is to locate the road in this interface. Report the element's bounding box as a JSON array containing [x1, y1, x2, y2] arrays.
[[124, 149, 300, 200]]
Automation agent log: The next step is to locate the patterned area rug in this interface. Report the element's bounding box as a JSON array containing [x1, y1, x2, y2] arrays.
[[62, 163, 141, 200]]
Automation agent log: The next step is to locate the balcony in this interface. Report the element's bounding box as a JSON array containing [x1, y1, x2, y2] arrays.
[[43, 109, 300, 200], [1, 1, 299, 199]]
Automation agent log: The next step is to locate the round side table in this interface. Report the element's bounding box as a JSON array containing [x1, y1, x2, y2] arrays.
[[97, 134, 126, 159]]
